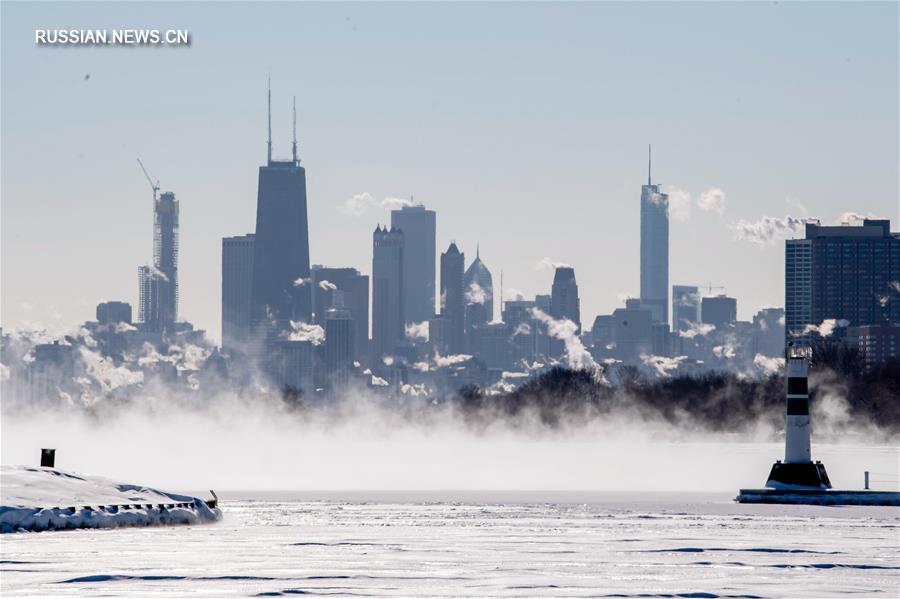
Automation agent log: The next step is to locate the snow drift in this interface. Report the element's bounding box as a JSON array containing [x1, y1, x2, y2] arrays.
[[0, 465, 220, 533]]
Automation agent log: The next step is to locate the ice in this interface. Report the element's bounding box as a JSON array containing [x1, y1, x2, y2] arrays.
[[1, 492, 899, 597], [0, 466, 220, 533]]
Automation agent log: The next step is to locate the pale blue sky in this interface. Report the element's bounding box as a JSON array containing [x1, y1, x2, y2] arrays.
[[2, 1, 898, 341]]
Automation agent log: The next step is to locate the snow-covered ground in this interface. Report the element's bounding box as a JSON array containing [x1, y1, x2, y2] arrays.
[[1, 492, 898, 598], [0, 466, 220, 533]]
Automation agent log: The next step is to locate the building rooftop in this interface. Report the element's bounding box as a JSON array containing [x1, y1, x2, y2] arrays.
[[806, 219, 892, 239]]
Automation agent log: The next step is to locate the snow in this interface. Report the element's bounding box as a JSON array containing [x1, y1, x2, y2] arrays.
[[0, 466, 220, 533], [1, 493, 898, 597]]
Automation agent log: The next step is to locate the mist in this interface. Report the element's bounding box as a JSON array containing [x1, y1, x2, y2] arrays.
[[3, 386, 898, 495], [3, 322, 898, 495]]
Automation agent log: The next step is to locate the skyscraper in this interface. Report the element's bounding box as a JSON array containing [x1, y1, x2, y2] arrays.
[[440, 242, 465, 354], [786, 219, 900, 346], [324, 291, 354, 387], [463, 246, 494, 337], [222, 234, 255, 353], [612, 298, 653, 363], [96, 301, 132, 326], [503, 299, 538, 362], [311, 266, 369, 361], [589, 314, 614, 352], [753, 307, 786, 357], [549, 266, 581, 358], [785, 238, 812, 345], [550, 266, 581, 331], [534, 293, 552, 357], [272, 339, 315, 393], [701, 295, 737, 329], [640, 146, 669, 325], [372, 225, 404, 360], [138, 189, 179, 333], [250, 87, 311, 349], [391, 205, 436, 325], [672, 285, 700, 332]]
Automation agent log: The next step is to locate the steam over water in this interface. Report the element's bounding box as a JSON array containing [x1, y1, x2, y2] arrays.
[[2, 397, 898, 597], [2, 400, 898, 492]]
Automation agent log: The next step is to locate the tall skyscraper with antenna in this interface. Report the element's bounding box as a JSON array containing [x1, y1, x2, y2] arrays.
[[249, 78, 312, 351], [640, 145, 669, 325]]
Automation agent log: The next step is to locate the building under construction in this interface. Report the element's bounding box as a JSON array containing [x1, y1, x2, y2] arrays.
[[137, 161, 179, 333]]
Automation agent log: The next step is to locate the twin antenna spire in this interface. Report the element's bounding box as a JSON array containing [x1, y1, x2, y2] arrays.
[[266, 74, 299, 165], [267, 74, 272, 164], [292, 96, 297, 163]]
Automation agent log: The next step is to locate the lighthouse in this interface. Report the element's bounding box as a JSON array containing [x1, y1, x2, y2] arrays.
[[737, 351, 900, 505], [784, 357, 811, 463], [764, 355, 831, 489]]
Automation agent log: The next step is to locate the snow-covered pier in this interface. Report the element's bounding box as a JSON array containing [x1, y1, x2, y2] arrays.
[[0, 465, 221, 533]]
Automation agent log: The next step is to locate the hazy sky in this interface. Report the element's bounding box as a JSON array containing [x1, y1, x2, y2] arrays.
[[2, 1, 898, 342]]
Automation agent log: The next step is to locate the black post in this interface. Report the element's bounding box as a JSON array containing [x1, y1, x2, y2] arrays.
[[40, 448, 56, 468]]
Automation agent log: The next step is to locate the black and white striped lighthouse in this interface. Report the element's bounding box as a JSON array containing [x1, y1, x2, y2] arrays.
[[764, 355, 832, 489], [784, 357, 811, 463], [737, 350, 900, 504]]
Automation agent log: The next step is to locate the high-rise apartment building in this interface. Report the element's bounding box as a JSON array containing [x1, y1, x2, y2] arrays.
[[138, 190, 179, 333], [786, 219, 900, 347], [785, 239, 813, 345]]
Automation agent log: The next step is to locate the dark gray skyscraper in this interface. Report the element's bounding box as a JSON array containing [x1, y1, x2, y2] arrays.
[[701, 295, 737, 328], [640, 146, 669, 325], [96, 301, 132, 326], [391, 205, 436, 325], [440, 242, 465, 354], [250, 86, 311, 347], [372, 225, 404, 360], [138, 189, 179, 333], [222, 234, 255, 353]]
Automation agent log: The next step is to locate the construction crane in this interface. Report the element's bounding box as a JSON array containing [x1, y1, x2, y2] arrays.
[[136, 158, 160, 202], [704, 283, 725, 296]]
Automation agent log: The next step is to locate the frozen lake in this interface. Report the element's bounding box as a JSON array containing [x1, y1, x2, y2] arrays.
[[2, 492, 898, 598]]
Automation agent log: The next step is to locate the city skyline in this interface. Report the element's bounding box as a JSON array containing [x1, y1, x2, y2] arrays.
[[2, 2, 898, 341]]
